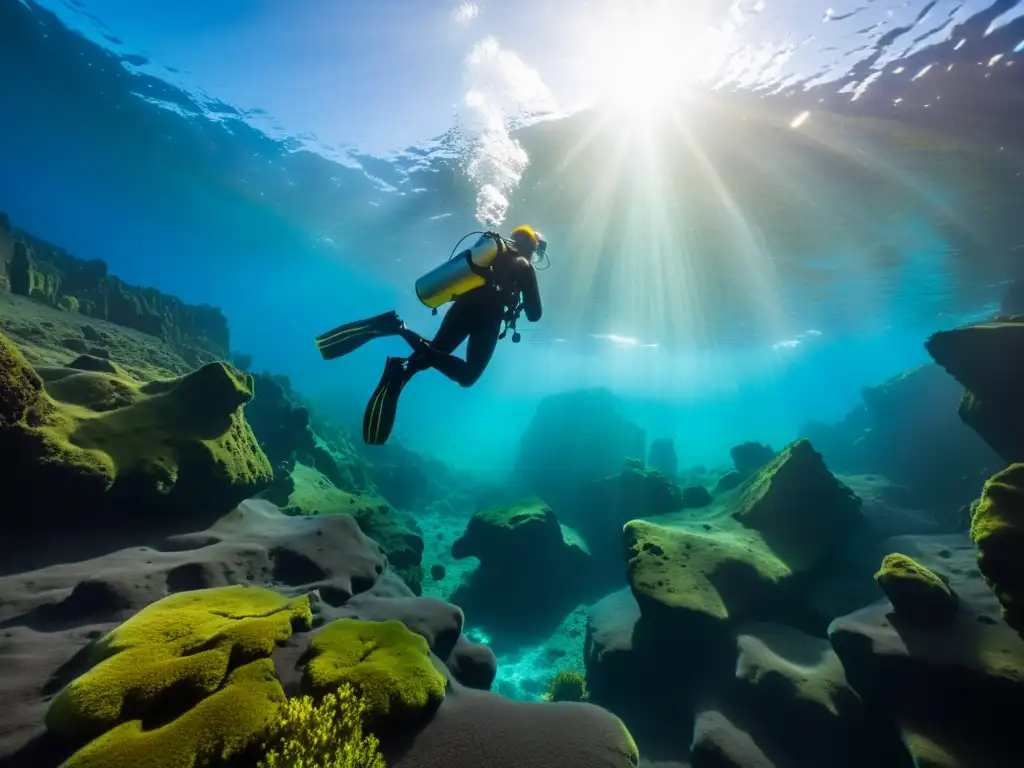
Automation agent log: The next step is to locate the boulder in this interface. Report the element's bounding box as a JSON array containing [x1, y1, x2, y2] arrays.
[[285, 461, 425, 595], [970, 463, 1024, 628], [828, 533, 1024, 767], [450, 498, 595, 642], [729, 442, 775, 478], [926, 318, 1024, 464], [874, 553, 959, 626], [244, 371, 315, 505], [565, 463, 685, 568]]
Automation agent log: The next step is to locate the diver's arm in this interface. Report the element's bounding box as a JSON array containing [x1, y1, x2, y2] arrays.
[[519, 258, 542, 322]]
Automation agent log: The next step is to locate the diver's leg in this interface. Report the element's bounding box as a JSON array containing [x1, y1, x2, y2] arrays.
[[458, 312, 501, 386], [316, 310, 403, 361], [415, 307, 501, 387], [363, 356, 409, 445]]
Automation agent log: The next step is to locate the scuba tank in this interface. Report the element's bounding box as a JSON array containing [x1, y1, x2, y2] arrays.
[[415, 232, 507, 309]]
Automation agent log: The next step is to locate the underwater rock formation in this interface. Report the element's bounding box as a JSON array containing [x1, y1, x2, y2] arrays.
[[969, 464, 1024, 628], [514, 388, 645, 507], [563, 461, 685, 569], [244, 371, 316, 505], [284, 462, 426, 595], [0, 216, 229, 366], [729, 442, 776, 479], [926, 317, 1024, 465], [874, 553, 959, 625], [1, 499, 634, 768], [45, 585, 312, 766], [449, 497, 595, 641], [802, 363, 1002, 513], [583, 439, 896, 764], [829, 533, 1024, 767], [647, 438, 678, 477], [0, 329, 271, 560]]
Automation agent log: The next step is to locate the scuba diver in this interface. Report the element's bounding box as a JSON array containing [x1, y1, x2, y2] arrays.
[[315, 225, 548, 445]]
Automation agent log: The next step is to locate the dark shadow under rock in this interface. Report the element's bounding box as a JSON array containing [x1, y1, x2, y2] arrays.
[[449, 497, 598, 644]]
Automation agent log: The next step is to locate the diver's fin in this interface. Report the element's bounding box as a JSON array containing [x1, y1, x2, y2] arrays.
[[363, 357, 408, 445], [316, 311, 402, 361]]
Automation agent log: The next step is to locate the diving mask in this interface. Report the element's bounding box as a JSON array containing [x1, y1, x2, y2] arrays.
[[532, 233, 551, 269]]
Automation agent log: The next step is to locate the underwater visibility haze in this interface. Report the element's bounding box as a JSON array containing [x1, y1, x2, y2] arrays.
[[1, 0, 1024, 766]]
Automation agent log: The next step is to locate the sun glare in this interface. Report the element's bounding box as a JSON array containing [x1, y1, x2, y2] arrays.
[[576, 0, 731, 120]]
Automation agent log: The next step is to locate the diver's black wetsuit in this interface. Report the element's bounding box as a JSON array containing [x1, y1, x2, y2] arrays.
[[403, 251, 542, 386]]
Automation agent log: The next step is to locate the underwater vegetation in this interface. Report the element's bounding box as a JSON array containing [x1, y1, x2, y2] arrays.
[[2, 210, 1024, 768]]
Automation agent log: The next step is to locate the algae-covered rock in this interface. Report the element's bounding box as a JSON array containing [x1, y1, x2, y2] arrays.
[[624, 519, 793, 625], [970, 464, 1024, 628], [301, 618, 446, 724], [874, 553, 958, 625], [285, 462, 425, 594], [541, 669, 589, 702], [926, 318, 1024, 464], [565, 462, 686, 568], [0, 330, 272, 534], [45, 585, 311, 765], [732, 439, 862, 570], [58, 660, 285, 768], [450, 498, 595, 640], [624, 439, 861, 628], [730, 442, 775, 478], [736, 623, 861, 722], [829, 534, 1024, 768]]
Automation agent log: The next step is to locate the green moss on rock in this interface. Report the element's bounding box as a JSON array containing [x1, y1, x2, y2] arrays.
[[285, 462, 424, 594], [625, 519, 792, 623], [59, 660, 286, 768], [732, 439, 861, 570], [302, 618, 446, 724], [0, 330, 272, 520], [971, 464, 1024, 628], [624, 439, 861, 628], [874, 553, 958, 625], [46, 585, 311, 741], [46, 586, 311, 767]]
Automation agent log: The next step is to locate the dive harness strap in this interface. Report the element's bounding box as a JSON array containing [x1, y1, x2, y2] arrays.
[[499, 297, 523, 344]]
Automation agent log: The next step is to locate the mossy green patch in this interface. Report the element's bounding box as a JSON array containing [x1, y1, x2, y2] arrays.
[[625, 519, 791, 622], [874, 553, 958, 625], [732, 439, 861, 570], [971, 464, 1024, 628], [541, 670, 589, 702], [46, 585, 312, 743], [286, 463, 424, 594], [59, 659, 286, 768], [302, 618, 446, 724], [0, 330, 272, 513]]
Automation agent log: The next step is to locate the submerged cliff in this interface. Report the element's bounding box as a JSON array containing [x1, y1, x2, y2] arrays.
[[0, 212, 229, 366]]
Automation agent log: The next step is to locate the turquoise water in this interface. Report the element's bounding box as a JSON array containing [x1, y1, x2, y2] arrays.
[[0, 0, 1020, 473], [0, 1, 1019, 468], [2, 2, 1024, 765]]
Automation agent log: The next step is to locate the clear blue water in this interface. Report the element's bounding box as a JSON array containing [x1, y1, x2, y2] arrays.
[[0, 0, 1022, 478]]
